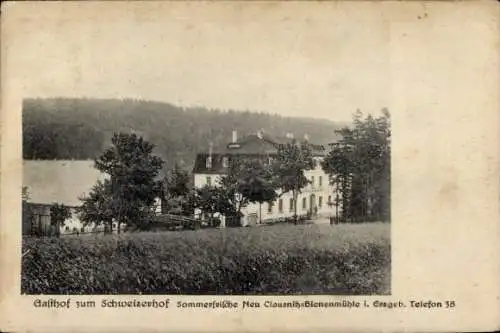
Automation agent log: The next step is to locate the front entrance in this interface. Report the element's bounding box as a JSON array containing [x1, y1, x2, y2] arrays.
[[309, 194, 317, 216]]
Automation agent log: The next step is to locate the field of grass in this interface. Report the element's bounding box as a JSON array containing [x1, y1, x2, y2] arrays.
[[21, 222, 390, 295]]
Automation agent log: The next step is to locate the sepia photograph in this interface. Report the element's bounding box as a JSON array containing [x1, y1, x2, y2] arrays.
[[18, 2, 391, 296], [2, 1, 499, 332]]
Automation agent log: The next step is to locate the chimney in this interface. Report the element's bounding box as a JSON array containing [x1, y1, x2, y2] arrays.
[[257, 128, 264, 139], [206, 141, 213, 169], [304, 133, 310, 141], [232, 130, 237, 143]]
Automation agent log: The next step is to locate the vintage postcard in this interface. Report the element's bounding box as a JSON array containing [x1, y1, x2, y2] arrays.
[[1, 1, 499, 332]]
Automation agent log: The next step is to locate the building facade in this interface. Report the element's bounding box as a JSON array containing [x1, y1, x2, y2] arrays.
[[22, 202, 97, 236], [23, 160, 164, 236], [22, 160, 111, 236], [192, 131, 338, 227]]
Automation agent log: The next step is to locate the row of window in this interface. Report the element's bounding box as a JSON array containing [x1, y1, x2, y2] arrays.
[[205, 156, 326, 192], [207, 156, 278, 169], [311, 175, 323, 186], [205, 175, 323, 187], [203, 176, 334, 214], [266, 195, 332, 214], [206, 157, 228, 169], [63, 223, 122, 233]]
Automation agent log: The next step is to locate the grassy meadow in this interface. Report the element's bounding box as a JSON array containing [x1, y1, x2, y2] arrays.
[[21, 222, 390, 295]]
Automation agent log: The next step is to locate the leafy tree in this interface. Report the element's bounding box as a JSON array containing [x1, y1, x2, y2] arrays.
[[179, 189, 199, 218], [322, 109, 391, 222], [272, 140, 315, 223], [160, 163, 192, 215], [78, 179, 115, 233], [190, 158, 278, 227], [218, 158, 278, 226], [166, 164, 191, 197], [81, 133, 164, 232], [50, 203, 71, 236], [193, 185, 230, 227], [322, 128, 354, 222], [235, 159, 278, 224]]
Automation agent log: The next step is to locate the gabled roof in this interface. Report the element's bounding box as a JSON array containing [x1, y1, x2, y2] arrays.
[[225, 134, 280, 155], [23, 160, 108, 207], [193, 132, 328, 174], [192, 153, 228, 175], [225, 132, 327, 156]]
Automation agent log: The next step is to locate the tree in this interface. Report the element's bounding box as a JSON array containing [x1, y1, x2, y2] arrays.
[[78, 179, 115, 233], [166, 164, 191, 197], [160, 163, 192, 215], [50, 203, 71, 236], [193, 185, 230, 227], [322, 109, 391, 222], [219, 157, 278, 225], [191, 158, 278, 227], [322, 131, 354, 222], [180, 189, 199, 218], [272, 140, 315, 223], [81, 132, 164, 232], [237, 159, 278, 224]]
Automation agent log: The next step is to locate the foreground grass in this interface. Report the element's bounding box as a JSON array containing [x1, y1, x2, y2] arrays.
[[22, 222, 390, 295]]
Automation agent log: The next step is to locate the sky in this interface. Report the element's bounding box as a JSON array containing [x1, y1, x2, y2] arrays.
[[6, 2, 392, 122]]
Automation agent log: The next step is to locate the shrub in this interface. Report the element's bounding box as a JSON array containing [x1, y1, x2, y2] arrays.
[[21, 223, 390, 295]]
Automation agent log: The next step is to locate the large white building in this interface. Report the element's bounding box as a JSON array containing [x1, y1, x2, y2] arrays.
[[192, 131, 338, 227]]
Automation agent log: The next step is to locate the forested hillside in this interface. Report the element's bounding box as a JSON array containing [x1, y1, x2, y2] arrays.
[[23, 98, 343, 169]]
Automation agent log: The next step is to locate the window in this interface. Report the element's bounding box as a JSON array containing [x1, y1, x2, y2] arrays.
[[302, 197, 307, 210], [318, 196, 323, 208], [289, 198, 294, 212], [319, 176, 323, 186], [278, 199, 283, 213], [311, 176, 315, 186], [206, 176, 212, 186], [222, 156, 229, 168], [206, 157, 212, 169], [267, 201, 274, 214]]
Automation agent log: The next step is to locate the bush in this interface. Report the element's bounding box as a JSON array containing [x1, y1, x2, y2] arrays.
[[21, 223, 390, 295], [211, 218, 221, 228]]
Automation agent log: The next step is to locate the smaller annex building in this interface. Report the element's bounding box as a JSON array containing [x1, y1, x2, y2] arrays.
[[22, 160, 110, 236], [192, 130, 339, 227]]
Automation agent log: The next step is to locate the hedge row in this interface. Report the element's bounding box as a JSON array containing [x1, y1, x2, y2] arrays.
[[21, 223, 390, 295]]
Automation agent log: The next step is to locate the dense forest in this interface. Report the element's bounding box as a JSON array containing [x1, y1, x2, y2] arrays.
[[23, 98, 343, 170]]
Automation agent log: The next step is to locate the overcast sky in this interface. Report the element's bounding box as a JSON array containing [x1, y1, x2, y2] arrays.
[[6, 2, 392, 122]]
